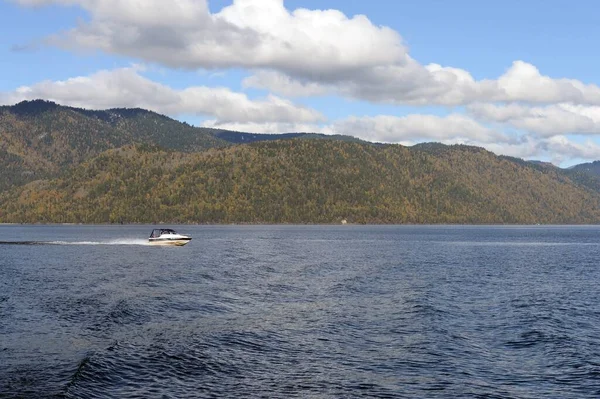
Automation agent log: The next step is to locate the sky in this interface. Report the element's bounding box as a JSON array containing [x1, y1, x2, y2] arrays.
[[2, 0, 600, 167]]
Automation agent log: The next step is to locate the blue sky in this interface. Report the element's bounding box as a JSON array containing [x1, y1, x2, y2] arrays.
[[3, 0, 600, 166]]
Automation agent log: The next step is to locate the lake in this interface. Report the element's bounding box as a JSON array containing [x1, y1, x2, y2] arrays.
[[1, 224, 600, 398]]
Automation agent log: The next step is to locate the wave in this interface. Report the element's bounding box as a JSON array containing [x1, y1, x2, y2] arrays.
[[449, 241, 598, 247]]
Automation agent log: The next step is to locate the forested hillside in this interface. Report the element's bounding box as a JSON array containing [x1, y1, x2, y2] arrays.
[[0, 100, 367, 192], [4, 100, 600, 224], [2, 140, 600, 224], [0, 100, 227, 190], [570, 161, 600, 177]]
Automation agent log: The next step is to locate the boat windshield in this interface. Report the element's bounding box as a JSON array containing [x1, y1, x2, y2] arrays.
[[150, 228, 177, 238]]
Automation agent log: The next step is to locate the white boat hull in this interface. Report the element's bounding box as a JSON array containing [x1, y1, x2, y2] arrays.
[[148, 238, 191, 246]]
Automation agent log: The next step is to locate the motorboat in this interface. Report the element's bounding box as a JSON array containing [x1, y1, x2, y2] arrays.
[[148, 228, 192, 246]]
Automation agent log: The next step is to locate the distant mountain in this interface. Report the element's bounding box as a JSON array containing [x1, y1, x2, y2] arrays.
[[570, 161, 600, 176], [0, 100, 372, 191], [213, 131, 370, 144], [2, 140, 600, 224], [425, 149, 600, 195], [518, 159, 600, 194], [0, 100, 228, 190], [213, 131, 307, 143]]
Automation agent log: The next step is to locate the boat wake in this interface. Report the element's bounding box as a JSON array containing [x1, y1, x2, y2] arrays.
[[0, 239, 151, 246]]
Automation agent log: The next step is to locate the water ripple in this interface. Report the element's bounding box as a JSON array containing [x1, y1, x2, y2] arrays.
[[3, 225, 600, 398]]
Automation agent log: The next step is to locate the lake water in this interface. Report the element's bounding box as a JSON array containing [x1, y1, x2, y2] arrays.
[[1, 224, 600, 398]]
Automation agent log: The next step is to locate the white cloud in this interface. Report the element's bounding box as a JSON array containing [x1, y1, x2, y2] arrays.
[[330, 114, 508, 144], [495, 61, 600, 104], [542, 136, 600, 164], [205, 113, 508, 145], [469, 103, 600, 136], [201, 120, 334, 135], [14, 0, 406, 74], [243, 70, 330, 97], [0, 66, 325, 124], [243, 59, 484, 105], [485, 135, 600, 166], [245, 60, 600, 106], [12, 1, 600, 108]]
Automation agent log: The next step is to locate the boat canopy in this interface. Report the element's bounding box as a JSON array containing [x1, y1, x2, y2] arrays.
[[149, 228, 177, 238]]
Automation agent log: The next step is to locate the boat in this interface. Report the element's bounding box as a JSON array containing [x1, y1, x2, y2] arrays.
[[148, 228, 192, 246]]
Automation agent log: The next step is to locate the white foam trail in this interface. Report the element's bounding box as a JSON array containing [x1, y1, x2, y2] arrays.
[[106, 239, 151, 246], [48, 239, 151, 246]]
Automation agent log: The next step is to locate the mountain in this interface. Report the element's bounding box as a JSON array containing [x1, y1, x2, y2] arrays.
[[2, 140, 600, 224], [570, 161, 600, 176], [512, 158, 600, 194], [4, 100, 600, 224], [0, 100, 228, 190], [0, 100, 371, 192], [213, 131, 370, 144]]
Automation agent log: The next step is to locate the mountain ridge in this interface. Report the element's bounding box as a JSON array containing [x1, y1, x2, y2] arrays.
[[3, 100, 600, 224], [3, 139, 600, 224]]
